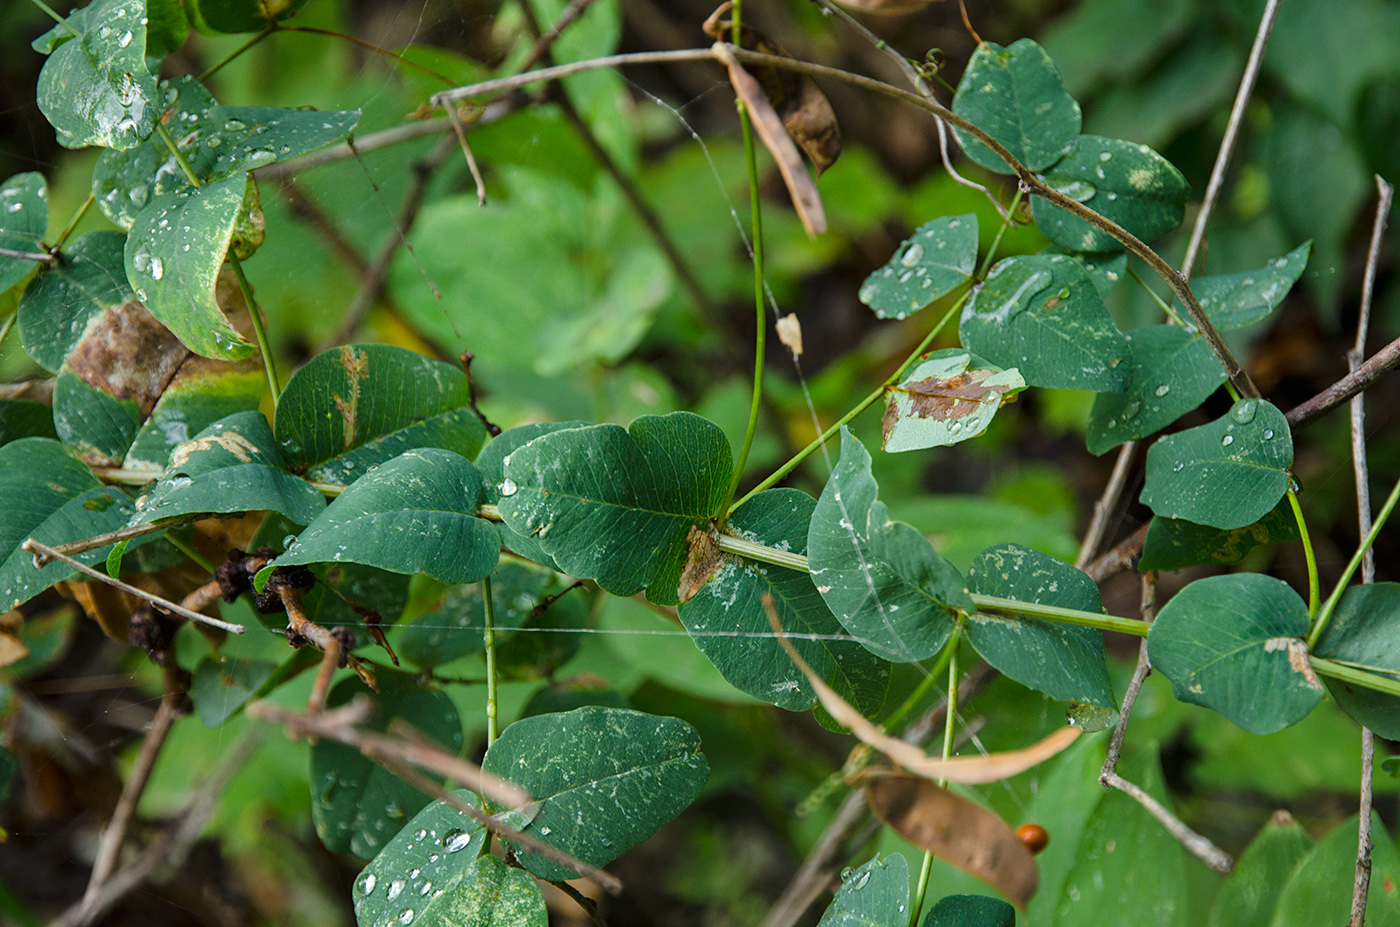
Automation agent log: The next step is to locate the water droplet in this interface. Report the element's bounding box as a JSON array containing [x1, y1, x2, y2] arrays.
[[840, 867, 854, 880], [897, 269, 914, 283], [1263, 429, 1274, 440], [223, 118, 246, 131], [445, 829, 472, 852], [132, 251, 151, 272], [117, 30, 132, 47], [498, 478, 518, 497], [244, 148, 276, 165], [1067, 703, 1120, 732], [850, 869, 871, 890], [149, 257, 163, 280], [901, 242, 924, 266], [1221, 434, 1234, 447], [358, 873, 377, 895], [1230, 400, 1257, 424], [1172, 461, 1185, 472], [386, 879, 405, 901], [399, 909, 415, 925], [418, 881, 433, 895], [1098, 151, 1113, 162], [282, 534, 297, 549], [413, 829, 428, 841], [1154, 384, 1170, 397], [1289, 475, 1302, 493], [538, 826, 551, 835]]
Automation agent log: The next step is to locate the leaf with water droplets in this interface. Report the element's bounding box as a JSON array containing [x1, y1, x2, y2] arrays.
[[1031, 136, 1191, 251], [952, 38, 1082, 173], [1140, 399, 1293, 530], [859, 215, 978, 319], [36, 0, 157, 151], [808, 428, 971, 663], [815, 854, 909, 927], [256, 448, 499, 587], [1042, 246, 1127, 297], [482, 706, 708, 881], [677, 488, 890, 714], [882, 349, 1026, 452], [961, 254, 1131, 392], [311, 672, 463, 859], [17, 232, 135, 373], [1183, 241, 1312, 331], [1140, 497, 1300, 572], [474, 420, 588, 570], [1148, 574, 1320, 734], [0, 173, 49, 294], [1312, 584, 1400, 739], [1085, 324, 1226, 455], [125, 174, 256, 360]]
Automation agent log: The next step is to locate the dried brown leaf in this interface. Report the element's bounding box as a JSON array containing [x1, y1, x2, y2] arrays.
[[863, 773, 1039, 908], [677, 525, 723, 603], [775, 314, 803, 355]]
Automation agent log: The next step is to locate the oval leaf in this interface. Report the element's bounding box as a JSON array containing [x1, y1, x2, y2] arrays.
[[481, 706, 709, 881], [961, 253, 1131, 392], [882, 349, 1025, 452], [1267, 814, 1400, 926], [473, 420, 588, 570], [952, 38, 1081, 173], [123, 356, 265, 470], [815, 854, 909, 927], [1312, 583, 1400, 738], [0, 173, 49, 294], [1140, 399, 1293, 530], [859, 215, 978, 319], [1139, 498, 1299, 572], [1184, 242, 1311, 331], [1206, 811, 1314, 927], [1148, 573, 1322, 734]]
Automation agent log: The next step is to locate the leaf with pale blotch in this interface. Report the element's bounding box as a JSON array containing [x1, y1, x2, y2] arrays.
[[0, 173, 49, 294], [815, 854, 909, 927], [36, 0, 157, 150], [1148, 573, 1321, 734], [860, 215, 978, 320], [123, 356, 265, 471], [481, 707, 708, 881], [864, 774, 1039, 908], [1086, 324, 1226, 455], [1312, 583, 1400, 739], [1032, 136, 1191, 251], [961, 254, 1131, 392], [1139, 498, 1299, 572], [1183, 241, 1311, 331], [952, 39, 1081, 173], [18, 232, 140, 373], [1140, 399, 1292, 530], [882, 349, 1025, 452]]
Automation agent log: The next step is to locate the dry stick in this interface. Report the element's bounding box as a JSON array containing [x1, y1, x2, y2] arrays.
[[519, 0, 601, 73], [51, 730, 264, 927], [549, 877, 608, 927], [0, 245, 59, 264], [20, 539, 245, 635], [1099, 571, 1233, 873], [442, 105, 489, 206], [45, 521, 169, 560], [1348, 175, 1391, 927], [1075, 440, 1138, 570]]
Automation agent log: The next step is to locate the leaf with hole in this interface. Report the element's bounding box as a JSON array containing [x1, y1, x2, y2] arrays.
[[275, 344, 487, 484], [1140, 399, 1293, 530], [36, 0, 157, 151], [1139, 497, 1300, 572], [966, 544, 1114, 707], [1206, 811, 1313, 927], [807, 428, 971, 663], [500, 412, 732, 606], [311, 672, 463, 859], [1031, 136, 1190, 251], [1148, 573, 1321, 734], [1312, 583, 1400, 739], [481, 706, 708, 881], [952, 38, 1081, 173], [814, 854, 909, 927], [859, 215, 977, 319], [1182, 242, 1311, 331], [677, 488, 889, 714], [961, 254, 1131, 392], [1085, 324, 1226, 455], [258, 448, 498, 587], [881, 349, 1025, 452], [0, 173, 49, 294]]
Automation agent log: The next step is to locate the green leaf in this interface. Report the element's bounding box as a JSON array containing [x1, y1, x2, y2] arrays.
[[0, 173, 49, 294], [1269, 814, 1400, 926], [1206, 812, 1313, 927], [1085, 324, 1226, 455], [260, 448, 498, 586], [129, 411, 326, 526], [1147, 573, 1322, 734], [275, 344, 487, 483], [52, 369, 142, 465], [189, 654, 274, 727], [965, 543, 1114, 706], [1031, 136, 1191, 251], [881, 350, 1026, 452], [1140, 399, 1293, 530], [951, 39, 1081, 173], [858, 215, 978, 320], [1024, 736, 1109, 925], [36, 0, 157, 150], [482, 706, 708, 881], [678, 489, 890, 714], [187, 0, 311, 35], [1312, 583, 1400, 738], [363, 852, 547, 927], [1182, 242, 1311, 331], [815, 854, 909, 927], [499, 412, 732, 606], [311, 672, 463, 859], [144, 0, 190, 56], [923, 894, 1015, 927], [960, 254, 1131, 392], [18, 231, 134, 373], [474, 420, 588, 569], [125, 175, 255, 360], [535, 247, 673, 377], [1043, 246, 1127, 297], [807, 428, 972, 663], [0, 400, 58, 446], [1139, 498, 1300, 572], [123, 359, 265, 470]]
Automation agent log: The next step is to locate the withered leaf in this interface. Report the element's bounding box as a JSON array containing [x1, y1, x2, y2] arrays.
[[65, 302, 189, 419], [704, 3, 842, 175], [677, 525, 723, 603], [775, 314, 803, 355], [882, 350, 1026, 452], [863, 773, 1039, 908]]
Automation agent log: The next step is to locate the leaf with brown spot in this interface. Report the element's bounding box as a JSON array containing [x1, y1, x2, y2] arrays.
[[677, 526, 722, 604], [704, 4, 841, 175], [863, 773, 1039, 908], [882, 349, 1026, 452]]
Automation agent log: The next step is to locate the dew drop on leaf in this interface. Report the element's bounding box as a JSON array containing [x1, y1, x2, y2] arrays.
[[1221, 434, 1234, 447]]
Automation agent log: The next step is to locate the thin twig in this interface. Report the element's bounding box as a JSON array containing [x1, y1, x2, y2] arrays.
[[442, 105, 489, 206], [1099, 572, 1233, 873], [549, 878, 608, 927], [1285, 333, 1400, 429], [1075, 441, 1138, 570], [0, 245, 59, 264], [21, 539, 245, 635], [46, 522, 169, 560], [519, 0, 602, 73]]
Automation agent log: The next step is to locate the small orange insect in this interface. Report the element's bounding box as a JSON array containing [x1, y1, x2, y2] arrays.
[[1016, 823, 1050, 854]]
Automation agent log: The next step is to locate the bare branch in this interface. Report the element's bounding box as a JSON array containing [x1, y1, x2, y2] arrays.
[[45, 521, 169, 560], [0, 245, 59, 264], [519, 0, 601, 73], [1076, 441, 1139, 570]]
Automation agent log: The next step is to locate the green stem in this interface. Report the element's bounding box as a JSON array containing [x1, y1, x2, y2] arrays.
[[229, 253, 282, 403], [727, 295, 965, 515], [52, 192, 94, 250], [198, 25, 277, 83], [975, 188, 1024, 279], [482, 575, 499, 746], [1126, 265, 1186, 326], [27, 0, 72, 30], [1287, 488, 1319, 617], [911, 637, 960, 927], [1308, 471, 1400, 649], [910, 851, 935, 927], [164, 532, 216, 573], [880, 638, 957, 730], [0, 313, 15, 351], [154, 122, 201, 188], [1311, 657, 1400, 699]]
